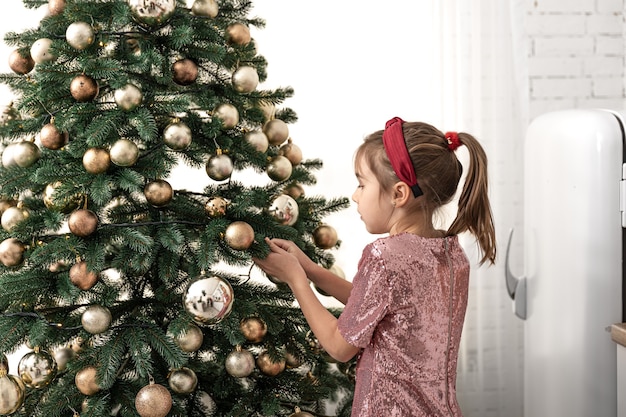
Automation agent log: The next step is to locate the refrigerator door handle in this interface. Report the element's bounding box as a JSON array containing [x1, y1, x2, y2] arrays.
[[505, 228, 527, 320]]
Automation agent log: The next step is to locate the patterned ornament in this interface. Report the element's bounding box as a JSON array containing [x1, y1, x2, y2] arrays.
[[170, 323, 204, 352], [128, 0, 176, 28], [172, 58, 198, 86], [75, 365, 100, 395], [226, 23, 251, 46], [30, 38, 55, 64], [168, 367, 198, 394], [68, 209, 99, 237], [69, 260, 99, 291], [144, 179, 173, 207], [240, 317, 267, 343], [65, 21, 95, 50], [0, 368, 25, 415], [231, 66, 259, 94], [183, 274, 234, 325], [135, 382, 172, 417], [40, 121, 69, 150], [267, 155, 292, 182], [163, 120, 192, 150], [8, 49, 35, 75], [83, 148, 111, 174], [70, 74, 99, 102], [256, 351, 285, 376], [110, 138, 139, 166], [17, 349, 58, 389], [263, 119, 289, 146], [244, 130, 269, 153], [279, 139, 303, 165], [224, 346, 255, 378], [114, 83, 143, 111], [81, 305, 112, 334], [191, 0, 218, 17], [206, 152, 233, 181], [204, 196, 228, 218], [268, 194, 299, 226], [224, 221, 255, 250], [213, 103, 239, 129]]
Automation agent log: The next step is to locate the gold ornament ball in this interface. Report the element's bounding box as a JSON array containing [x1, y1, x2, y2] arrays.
[[30, 38, 55, 64], [135, 383, 173, 417], [289, 409, 315, 417], [43, 182, 80, 213], [144, 179, 174, 207], [163, 121, 192, 150], [0, 238, 24, 267], [244, 130, 269, 153], [168, 367, 198, 394], [68, 209, 99, 237], [312, 224, 339, 249], [240, 317, 267, 343], [279, 139, 303, 165], [231, 66, 259, 94], [213, 103, 239, 129], [0, 372, 25, 415], [263, 119, 289, 146], [284, 351, 302, 369], [206, 153, 233, 181], [171, 323, 204, 352], [224, 221, 255, 250], [284, 183, 305, 199], [256, 351, 285, 376], [8, 49, 34, 75], [75, 366, 100, 395], [1, 206, 26, 231], [13, 141, 40, 168], [18, 350, 58, 389], [83, 148, 111, 174], [191, 0, 219, 17], [70, 74, 99, 102], [52, 346, 75, 373], [81, 305, 112, 334], [69, 261, 99, 291], [48, 0, 66, 15], [267, 155, 293, 182], [172, 58, 198, 86], [224, 347, 255, 378], [40, 122, 68, 150], [114, 83, 143, 111], [183, 274, 234, 325], [110, 138, 139, 166], [0, 199, 16, 216], [204, 196, 228, 218], [65, 21, 95, 50], [226, 23, 251, 46]]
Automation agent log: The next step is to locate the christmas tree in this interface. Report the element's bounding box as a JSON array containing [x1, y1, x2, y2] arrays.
[[0, 0, 354, 416]]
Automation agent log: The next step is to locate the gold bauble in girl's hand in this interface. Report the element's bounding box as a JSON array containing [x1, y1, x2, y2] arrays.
[[68, 209, 99, 237], [267, 155, 292, 182], [81, 305, 112, 334], [226, 23, 251, 45], [30, 38, 55, 64], [240, 317, 267, 343], [144, 179, 173, 207], [224, 347, 255, 377], [213, 103, 239, 129], [0, 371, 25, 414], [40, 122, 68, 150], [114, 83, 143, 111], [8, 49, 34, 75], [75, 366, 100, 395], [244, 130, 269, 153], [262, 119, 289, 146], [83, 148, 111, 174], [224, 221, 255, 250], [163, 121, 192, 150], [17, 349, 58, 388], [172, 58, 198, 86], [110, 138, 139, 166], [135, 382, 173, 417], [191, 0, 218, 17], [168, 367, 197, 394], [231, 66, 259, 94], [206, 153, 233, 181], [0, 238, 25, 267], [128, 0, 176, 28], [312, 224, 338, 249], [70, 74, 99, 102], [279, 139, 303, 165], [256, 351, 285, 376], [65, 21, 95, 50], [48, 0, 66, 15], [69, 260, 99, 290]]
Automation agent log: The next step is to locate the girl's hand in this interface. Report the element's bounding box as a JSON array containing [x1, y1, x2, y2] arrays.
[[264, 238, 316, 272], [253, 238, 307, 287]]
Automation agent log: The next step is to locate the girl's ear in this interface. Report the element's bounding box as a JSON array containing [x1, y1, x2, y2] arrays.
[[392, 181, 412, 207]]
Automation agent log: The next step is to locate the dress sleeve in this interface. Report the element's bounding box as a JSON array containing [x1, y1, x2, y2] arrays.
[[337, 242, 392, 348]]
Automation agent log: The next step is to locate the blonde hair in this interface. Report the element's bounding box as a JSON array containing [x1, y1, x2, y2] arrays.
[[355, 121, 496, 265]]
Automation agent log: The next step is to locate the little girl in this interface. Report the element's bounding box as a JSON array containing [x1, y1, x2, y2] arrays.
[[253, 117, 496, 417]]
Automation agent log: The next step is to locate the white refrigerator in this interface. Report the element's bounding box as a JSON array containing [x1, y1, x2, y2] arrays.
[[505, 108, 624, 417]]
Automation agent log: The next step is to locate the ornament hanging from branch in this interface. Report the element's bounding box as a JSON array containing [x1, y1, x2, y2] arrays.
[[128, 0, 176, 28], [183, 274, 234, 325]]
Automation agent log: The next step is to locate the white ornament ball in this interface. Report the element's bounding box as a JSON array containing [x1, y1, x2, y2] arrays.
[[65, 22, 95, 50], [30, 38, 55, 64], [231, 66, 259, 94], [114, 83, 143, 111]]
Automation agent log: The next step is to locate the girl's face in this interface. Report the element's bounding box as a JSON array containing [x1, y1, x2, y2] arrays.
[[352, 158, 394, 235]]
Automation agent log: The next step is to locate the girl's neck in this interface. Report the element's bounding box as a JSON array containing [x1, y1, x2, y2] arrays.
[[390, 223, 445, 238]]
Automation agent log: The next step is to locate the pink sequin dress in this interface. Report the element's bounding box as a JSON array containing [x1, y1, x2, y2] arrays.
[[337, 233, 470, 417]]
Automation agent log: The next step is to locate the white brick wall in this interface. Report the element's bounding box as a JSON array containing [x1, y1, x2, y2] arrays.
[[527, 0, 625, 119]]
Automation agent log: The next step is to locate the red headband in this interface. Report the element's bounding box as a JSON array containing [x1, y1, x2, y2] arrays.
[[382, 117, 423, 197]]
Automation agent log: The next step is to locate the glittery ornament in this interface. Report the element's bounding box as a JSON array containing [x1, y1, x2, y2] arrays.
[[135, 382, 172, 417], [163, 120, 192, 150], [226, 23, 251, 46], [128, 0, 176, 28], [65, 21, 95, 50], [0, 369, 25, 415], [30, 38, 55, 64], [239, 317, 267, 343], [1, 206, 26, 231], [144, 179, 173, 207], [70, 74, 99, 102], [231, 66, 259, 94], [8, 49, 34, 75], [68, 209, 99, 237], [69, 260, 99, 291], [224, 346, 255, 378], [213, 103, 239, 129], [114, 83, 143, 111], [40, 122, 69, 150], [312, 224, 338, 249], [75, 365, 100, 395], [110, 138, 139, 166], [170, 323, 204, 352], [267, 155, 292, 182], [12, 140, 40, 168], [263, 119, 289, 146], [48, 0, 66, 15], [168, 367, 197, 394], [81, 305, 112, 334], [279, 139, 303, 165], [205, 153, 233, 181], [224, 221, 255, 250], [269, 194, 299, 226], [204, 196, 228, 218], [256, 351, 285, 376], [172, 58, 198, 86], [183, 274, 234, 325], [0, 238, 24, 267], [17, 349, 58, 388], [191, 0, 218, 17], [244, 130, 269, 153], [83, 148, 111, 174]]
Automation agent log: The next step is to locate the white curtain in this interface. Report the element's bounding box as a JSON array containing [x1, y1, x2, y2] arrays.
[[432, 1, 528, 416]]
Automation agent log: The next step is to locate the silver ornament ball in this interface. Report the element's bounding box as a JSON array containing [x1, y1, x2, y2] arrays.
[[191, 0, 219, 17], [206, 153, 233, 181], [269, 194, 299, 226], [168, 367, 198, 394], [183, 274, 234, 326], [17, 349, 58, 388], [114, 83, 143, 111], [267, 155, 293, 182], [225, 348, 255, 378], [128, 0, 176, 28]]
